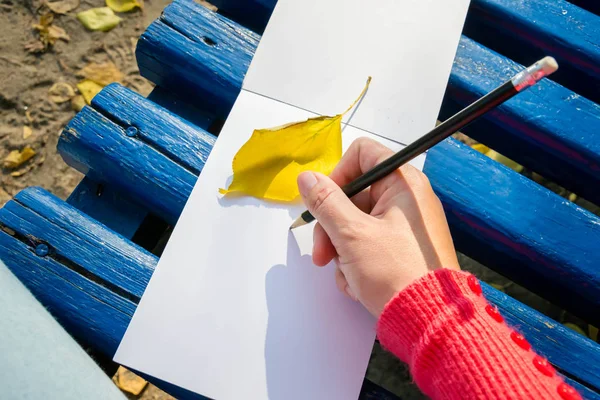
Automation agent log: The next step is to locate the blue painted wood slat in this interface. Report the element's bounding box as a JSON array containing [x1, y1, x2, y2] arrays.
[[58, 86, 211, 225], [136, 0, 600, 206], [426, 139, 600, 326], [210, 0, 276, 33], [441, 37, 600, 206], [136, 1, 258, 118], [67, 177, 149, 239], [0, 229, 135, 355], [465, 0, 600, 104], [1, 187, 155, 299]]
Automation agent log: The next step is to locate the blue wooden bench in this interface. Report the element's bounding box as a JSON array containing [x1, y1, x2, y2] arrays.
[[1, 0, 599, 398]]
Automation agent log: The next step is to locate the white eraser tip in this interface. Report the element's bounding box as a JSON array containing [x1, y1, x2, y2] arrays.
[[539, 56, 559, 75]]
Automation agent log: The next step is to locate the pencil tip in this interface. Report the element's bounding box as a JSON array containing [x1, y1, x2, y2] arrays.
[[289, 216, 307, 230]]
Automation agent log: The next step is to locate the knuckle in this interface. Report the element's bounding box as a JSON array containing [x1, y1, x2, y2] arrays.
[[310, 184, 337, 214], [355, 137, 373, 147], [402, 164, 432, 191]]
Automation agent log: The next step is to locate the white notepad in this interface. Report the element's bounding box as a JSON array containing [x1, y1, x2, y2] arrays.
[[115, 0, 470, 399]]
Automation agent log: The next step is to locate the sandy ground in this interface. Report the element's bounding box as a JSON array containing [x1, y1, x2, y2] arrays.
[[0, 0, 171, 204]]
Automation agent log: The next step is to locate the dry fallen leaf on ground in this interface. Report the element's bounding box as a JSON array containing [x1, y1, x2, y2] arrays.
[[71, 95, 86, 111], [77, 7, 121, 31], [106, 0, 143, 13], [78, 61, 123, 86], [48, 82, 76, 103], [24, 41, 46, 54], [219, 78, 371, 202], [113, 366, 148, 395], [46, 0, 80, 14], [23, 126, 32, 140], [31, 12, 70, 51], [47, 25, 70, 41], [4, 147, 36, 169], [77, 79, 104, 104], [11, 165, 35, 177]]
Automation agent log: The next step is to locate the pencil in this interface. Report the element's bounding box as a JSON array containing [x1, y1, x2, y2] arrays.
[[290, 56, 558, 230]]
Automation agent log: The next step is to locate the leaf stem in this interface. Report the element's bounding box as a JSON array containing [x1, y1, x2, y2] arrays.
[[342, 76, 372, 115]]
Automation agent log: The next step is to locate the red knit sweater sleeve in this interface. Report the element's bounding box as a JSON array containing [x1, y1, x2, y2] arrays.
[[376, 269, 582, 400]]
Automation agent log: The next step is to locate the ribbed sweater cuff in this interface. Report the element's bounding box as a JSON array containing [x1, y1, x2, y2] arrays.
[[376, 269, 568, 400]]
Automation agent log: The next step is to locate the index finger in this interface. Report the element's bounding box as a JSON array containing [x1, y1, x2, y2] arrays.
[[329, 137, 395, 188]]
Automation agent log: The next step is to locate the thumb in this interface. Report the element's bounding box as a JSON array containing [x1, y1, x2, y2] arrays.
[[297, 171, 363, 237]]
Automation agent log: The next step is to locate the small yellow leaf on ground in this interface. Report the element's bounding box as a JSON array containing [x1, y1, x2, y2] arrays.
[[563, 322, 587, 337], [77, 7, 121, 32], [113, 366, 148, 395], [47, 25, 70, 42], [32, 13, 69, 49], [23, 126, 32, 139], [4, 147, 36, 169], [106, 0, 142, 12], [11, 166, 35, 177], [49, 82, 75, 103], [77, 80, 103, 104], [589, 325, 598, 342], [46, 0, 80, 14], [220, 78, 371, 202], [71, 95, 86, 111], [78, 61, 123, 86]]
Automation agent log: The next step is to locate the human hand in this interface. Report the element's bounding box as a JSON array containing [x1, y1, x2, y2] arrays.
[[297, 137, 460, 318]]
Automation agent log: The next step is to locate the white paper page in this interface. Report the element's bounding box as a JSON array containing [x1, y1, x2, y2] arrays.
[[115, 90, 425, 399], [244, 0, 470, 144]]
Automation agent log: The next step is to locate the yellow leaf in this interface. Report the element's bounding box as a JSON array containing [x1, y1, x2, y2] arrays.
[[23, 126, 33, 139], [4, 147, 36, 169], [39, 12, 54, 27], [32, 13, 69, 49], [487, 150, 523, 173], [471, 143, 489, 154], [563, 322, 587, 337], [47, 25, 70, 42], [77, 79, 103, 104], [71, 95, 86, 111], [48, 82, 75, 103], [106, 0, 142, 12], [220, 78, 371, 202], [78, 62, 123, 86], [590, 325, 598, 342], [113, 366, 148, 396], [77, 7, 121, 32], [46, 0, 80, 14]]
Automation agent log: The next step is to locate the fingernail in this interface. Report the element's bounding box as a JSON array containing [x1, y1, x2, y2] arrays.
[[298, 172, 318, 196]]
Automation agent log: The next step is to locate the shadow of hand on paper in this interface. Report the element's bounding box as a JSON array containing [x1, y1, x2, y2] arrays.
[[264, 233, 338, 400]]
